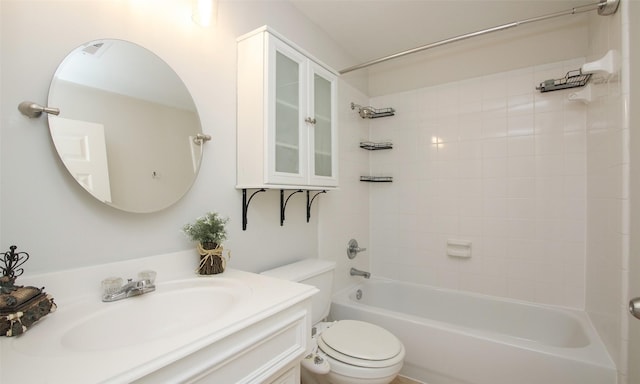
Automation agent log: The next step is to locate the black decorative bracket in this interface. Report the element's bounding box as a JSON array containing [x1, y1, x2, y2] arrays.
[[307, 190, 326, 222], [281, 189, 303, 226], [241, 188, 330, 230], [242, 188, 266, 230]]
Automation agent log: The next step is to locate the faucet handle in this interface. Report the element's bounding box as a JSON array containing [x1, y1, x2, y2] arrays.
[[347, 239, 367, 259], [138, 270, 157, 284], [101, 277, 123, 294]]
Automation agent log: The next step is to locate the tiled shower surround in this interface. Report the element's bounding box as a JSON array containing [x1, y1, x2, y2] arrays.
[[368, 59, 589, 309]]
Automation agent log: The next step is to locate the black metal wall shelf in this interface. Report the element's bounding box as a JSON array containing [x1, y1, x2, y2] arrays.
[[240, 187, 328, 230], [360, 141, 393, 150], [360, 176, 393, 182], [351, 102, 395, 119]]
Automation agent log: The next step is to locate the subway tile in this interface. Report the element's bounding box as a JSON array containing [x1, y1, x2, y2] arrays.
[[457, 140, 482, 160], [482, 72, 508, 100], [507, 177, 535, 198], [458, 113, 483, 140], [482, 116, 508, 138], [534, 110, 564, 135], [507, 156, 536, 178], [483, 177, 508, 198], [508, 94, 534, 115], [482, 138, 508, 158], [508, 114, 535, 136], [507, 68, 535, 97], [482, 157, 508, 178], [563, 131, 587, 154], [508, 135, 535, 157], [536, 133, 564, 156], [507, 198, 537, 219]]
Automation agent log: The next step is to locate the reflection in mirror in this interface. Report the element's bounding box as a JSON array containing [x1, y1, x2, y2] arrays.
[[48, 39, 203, 213]]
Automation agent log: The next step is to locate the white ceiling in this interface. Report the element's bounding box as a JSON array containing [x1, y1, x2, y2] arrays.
[[289, 0, 597, 71]]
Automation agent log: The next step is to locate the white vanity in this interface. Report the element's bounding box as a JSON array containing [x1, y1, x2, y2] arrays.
[[0, 251, 316, 383]]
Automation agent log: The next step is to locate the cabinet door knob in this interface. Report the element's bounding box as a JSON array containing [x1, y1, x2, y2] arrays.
[[305, 117, 316, 125], [630, 297, 640, 320]]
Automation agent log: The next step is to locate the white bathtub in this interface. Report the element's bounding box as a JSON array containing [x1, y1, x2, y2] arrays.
[[330, 279, 616, 384]]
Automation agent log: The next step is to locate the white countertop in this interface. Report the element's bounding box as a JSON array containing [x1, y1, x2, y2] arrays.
[[0, 251, 316, 384]]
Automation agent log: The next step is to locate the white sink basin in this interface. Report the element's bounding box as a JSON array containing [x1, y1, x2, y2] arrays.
[[58, 278, 251, 351]]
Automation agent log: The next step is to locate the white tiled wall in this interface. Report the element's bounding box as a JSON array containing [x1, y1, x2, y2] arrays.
[[368, 59, 588, 309], [585, 1, 627, 379]]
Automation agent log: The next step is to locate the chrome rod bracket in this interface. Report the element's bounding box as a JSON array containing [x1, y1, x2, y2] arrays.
[[18, 101, 60, 118], [193, 133, 212, 145], [598, 0, 619, 15]]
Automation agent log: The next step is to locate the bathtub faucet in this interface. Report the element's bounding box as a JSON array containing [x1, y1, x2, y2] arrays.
[[350, 267, 371, 279]]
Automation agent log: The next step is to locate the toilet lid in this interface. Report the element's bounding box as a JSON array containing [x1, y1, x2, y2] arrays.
[[318, 320, 404, 368]]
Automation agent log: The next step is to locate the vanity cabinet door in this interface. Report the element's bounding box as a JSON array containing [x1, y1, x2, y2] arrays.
[[267, 365, 299, 384]]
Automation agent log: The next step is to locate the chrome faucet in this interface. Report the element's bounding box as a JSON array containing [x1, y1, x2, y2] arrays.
[[347, 239, 367, 259], [350, 267, 371, 279], [101, 270, 156, 302]]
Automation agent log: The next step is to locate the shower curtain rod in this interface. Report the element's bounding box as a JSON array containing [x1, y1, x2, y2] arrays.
[[339, 0, 619, 74]]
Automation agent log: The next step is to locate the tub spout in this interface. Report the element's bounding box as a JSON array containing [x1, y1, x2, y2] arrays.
[[350, 267, 371, 279]]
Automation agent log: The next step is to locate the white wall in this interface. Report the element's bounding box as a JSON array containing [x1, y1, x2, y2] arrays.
[[0, 0, 361, 276]]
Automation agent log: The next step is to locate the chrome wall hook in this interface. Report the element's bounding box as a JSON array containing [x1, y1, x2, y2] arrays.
[[18, 101, 60, 118]]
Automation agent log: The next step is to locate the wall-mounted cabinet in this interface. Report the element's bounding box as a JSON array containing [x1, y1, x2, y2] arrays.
[[237, 26, 338, 189]]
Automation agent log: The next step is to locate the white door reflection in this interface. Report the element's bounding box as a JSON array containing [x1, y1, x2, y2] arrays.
[[49, 115, 112, 203]]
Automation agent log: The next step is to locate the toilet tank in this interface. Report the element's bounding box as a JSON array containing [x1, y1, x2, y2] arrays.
[[261, 259, 335, 324]]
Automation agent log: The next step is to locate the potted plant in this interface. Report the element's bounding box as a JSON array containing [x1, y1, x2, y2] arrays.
[[182, 212, 229, 275]]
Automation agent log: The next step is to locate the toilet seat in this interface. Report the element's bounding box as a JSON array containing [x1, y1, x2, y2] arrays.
[[317, 320, 404, 368]]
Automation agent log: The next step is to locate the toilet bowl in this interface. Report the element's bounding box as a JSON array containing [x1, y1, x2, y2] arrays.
[[261, 259, 405, 384], [312, 320, 405, 384]]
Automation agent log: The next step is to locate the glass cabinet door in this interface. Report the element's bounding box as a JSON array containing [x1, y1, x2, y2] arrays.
[[268, 36, 308, 185], [275, 51, 300, 174], [309, 63, 337, 185]]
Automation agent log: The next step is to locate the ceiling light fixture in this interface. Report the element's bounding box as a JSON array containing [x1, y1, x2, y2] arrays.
[[192, 0, 217, 27]]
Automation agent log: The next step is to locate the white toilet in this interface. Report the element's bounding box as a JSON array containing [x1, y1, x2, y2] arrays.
[[261, 259, 405, 384]]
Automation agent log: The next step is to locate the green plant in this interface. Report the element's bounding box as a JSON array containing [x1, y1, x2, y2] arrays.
[[182, 212, 229, 245]]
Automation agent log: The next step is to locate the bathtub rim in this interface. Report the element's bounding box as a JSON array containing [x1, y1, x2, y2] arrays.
[[331, 277, 616, 371]]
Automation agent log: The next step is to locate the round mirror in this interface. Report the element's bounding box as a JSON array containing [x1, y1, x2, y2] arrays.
[[47, 39, 204, 213]]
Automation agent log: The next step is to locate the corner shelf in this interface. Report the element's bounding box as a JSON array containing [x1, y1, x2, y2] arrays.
[[351, 102, 395, 119], [360, 176, 393, 183], [360, 141, 393, 150], [356, 102, 394, 181]]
